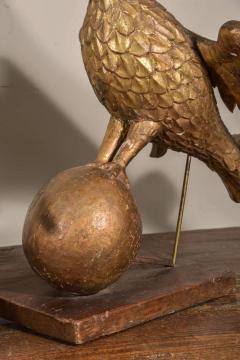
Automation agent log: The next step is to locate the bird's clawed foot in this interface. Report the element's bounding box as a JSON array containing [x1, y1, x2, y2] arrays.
[[114, 120, 162, 167], [95, 117, 162, 170]]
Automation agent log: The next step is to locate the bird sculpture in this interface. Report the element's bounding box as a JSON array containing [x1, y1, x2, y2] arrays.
[[80, 0, 240, 202], [22, 0, 240, 296]]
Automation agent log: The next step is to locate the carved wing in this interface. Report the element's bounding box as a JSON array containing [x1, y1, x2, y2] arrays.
[[80, 0, 205, 123], [196, 21, 240, 112]]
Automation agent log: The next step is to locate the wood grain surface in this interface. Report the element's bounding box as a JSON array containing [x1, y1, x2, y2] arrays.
[[0, 228, 239, 359]]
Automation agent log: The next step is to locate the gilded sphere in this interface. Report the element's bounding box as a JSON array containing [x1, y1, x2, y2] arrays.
[[22, 164, 142, 295]]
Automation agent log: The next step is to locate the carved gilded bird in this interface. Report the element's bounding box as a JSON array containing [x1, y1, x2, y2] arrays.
[[80, 0, 240, 202]]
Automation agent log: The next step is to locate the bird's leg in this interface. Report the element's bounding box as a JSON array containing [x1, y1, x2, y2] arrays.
[[96, 116, 128, 163], [113, 120, 162, 167]]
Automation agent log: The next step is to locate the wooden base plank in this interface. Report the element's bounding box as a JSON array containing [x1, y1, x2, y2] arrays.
[[0, 232, 236, 344]]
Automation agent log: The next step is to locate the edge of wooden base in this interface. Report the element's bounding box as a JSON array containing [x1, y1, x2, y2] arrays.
[[0, 268, 236, 344]]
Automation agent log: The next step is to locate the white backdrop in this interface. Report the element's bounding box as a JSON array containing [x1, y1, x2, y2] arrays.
[[0, 0, 240, 246]]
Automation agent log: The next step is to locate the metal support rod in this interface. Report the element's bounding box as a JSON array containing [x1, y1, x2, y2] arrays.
[[171, 155, 192, 267]]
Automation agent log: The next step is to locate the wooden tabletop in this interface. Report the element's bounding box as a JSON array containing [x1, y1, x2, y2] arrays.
[[0, 228, 240, 360]]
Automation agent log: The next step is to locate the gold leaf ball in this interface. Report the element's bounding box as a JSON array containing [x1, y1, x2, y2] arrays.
[[22, 164, 142, 295]]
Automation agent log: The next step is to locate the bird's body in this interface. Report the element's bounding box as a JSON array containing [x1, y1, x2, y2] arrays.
[[80, 0, 240, 202]]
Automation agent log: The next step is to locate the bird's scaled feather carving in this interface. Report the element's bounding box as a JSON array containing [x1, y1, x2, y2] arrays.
[[80, 0, 240, 202]]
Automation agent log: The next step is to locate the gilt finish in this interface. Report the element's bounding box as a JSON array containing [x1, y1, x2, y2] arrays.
[[23, 164, 142, 295], [80, 0, 240, 202], [22, 0, 240, 297]]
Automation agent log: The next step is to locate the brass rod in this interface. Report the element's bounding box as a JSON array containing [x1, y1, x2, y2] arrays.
[[171, 155, 192, 267]]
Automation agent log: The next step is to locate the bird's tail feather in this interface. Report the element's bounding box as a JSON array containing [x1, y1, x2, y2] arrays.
[[216, 133, 240, 203], [219, 170, 240, 203], [233, 134, 240, 149]]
